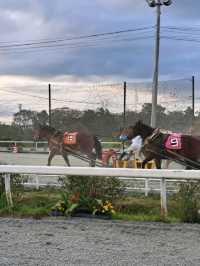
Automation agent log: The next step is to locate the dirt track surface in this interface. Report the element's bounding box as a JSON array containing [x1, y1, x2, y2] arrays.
[[0, 218, 200, 266]]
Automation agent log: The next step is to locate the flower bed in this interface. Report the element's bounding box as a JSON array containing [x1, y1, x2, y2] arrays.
[[51, 175, 121, 218]]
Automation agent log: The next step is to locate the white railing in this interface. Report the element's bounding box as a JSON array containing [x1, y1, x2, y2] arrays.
[[1, 165, 200, 217], [0, 141, 48, 152], [0, 140, 121, 153], [0, 140, 120, 146], [25, 176, 180, 196]]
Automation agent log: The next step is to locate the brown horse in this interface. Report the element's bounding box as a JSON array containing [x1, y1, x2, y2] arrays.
[[120, 120, 200, 169], [33, 125, 102, 167]]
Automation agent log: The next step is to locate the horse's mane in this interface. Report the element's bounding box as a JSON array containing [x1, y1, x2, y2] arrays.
[[39, 125, 62, 135], [132, 121, 154, 132], [130, 120, 155, 139]]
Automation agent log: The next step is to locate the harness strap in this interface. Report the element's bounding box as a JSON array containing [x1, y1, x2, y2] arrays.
[[144, 128, 160, 145]]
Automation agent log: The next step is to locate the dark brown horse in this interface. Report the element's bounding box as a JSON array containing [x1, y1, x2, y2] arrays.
[[33, 125, 102, 167], [121, 120, 200, 169]]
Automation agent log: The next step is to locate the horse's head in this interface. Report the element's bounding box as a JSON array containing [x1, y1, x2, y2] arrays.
[[33, 124, 53, 140], [131, 120, 144, 137], [119, 126, 136, 141], [119, 120, 148, 141], [33, 125, 43, 141]]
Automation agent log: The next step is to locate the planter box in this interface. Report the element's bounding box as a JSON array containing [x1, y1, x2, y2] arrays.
[[50, 210, 64, 217], [71, 208, 111, 219], [71, 212, 111, 220]]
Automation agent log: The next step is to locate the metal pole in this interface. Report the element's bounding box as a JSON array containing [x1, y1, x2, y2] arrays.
[[48, 84, 52, 127], [123, 81, 127, 127], [151, 1, 161, 127], [192, 76, 195, 117], [122, 82, 127, 152]]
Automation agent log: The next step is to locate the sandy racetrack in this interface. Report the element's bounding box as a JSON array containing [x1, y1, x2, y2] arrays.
[[0, 218, 200, 265]]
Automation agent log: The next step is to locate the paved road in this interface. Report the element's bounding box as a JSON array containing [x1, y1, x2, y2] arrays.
[[0, 152, 87, 166], [0, 151, 183, 168], [0, 217, 199, 266]]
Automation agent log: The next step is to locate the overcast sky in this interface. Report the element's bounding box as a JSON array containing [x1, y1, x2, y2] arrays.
[[0, 0, 200, 123]]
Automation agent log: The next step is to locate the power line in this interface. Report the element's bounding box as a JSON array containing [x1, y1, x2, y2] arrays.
[[0, 25, 200, 56], [161, 35, 200, 43], [0, 35, 155, 54], [0, 26, 155, 49], [162, 26, 200, 32], [0, 88, 101, 105], [2, 26, 200, 55]]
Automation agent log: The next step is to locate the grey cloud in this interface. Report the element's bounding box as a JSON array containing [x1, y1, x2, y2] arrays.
[[0, 0, 199, 80]]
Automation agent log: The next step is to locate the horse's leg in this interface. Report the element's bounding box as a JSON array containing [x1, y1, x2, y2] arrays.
[[155, 158, 161, 169], [88, 152, 96, 167], [47, 150, 56, 166], [142, 158, 151, 169], [186, 166, 192, 170], [62, 151, 71, 167], [142, 156, 159, 169]]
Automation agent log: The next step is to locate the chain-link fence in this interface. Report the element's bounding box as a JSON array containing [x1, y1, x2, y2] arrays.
[[0, 77, 197, 138]]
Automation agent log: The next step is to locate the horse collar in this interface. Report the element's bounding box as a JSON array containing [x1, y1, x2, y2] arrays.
[[144, 128, 160, 144]]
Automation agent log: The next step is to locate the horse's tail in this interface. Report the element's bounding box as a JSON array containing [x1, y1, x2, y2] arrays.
[[93, 136, 102, 160]]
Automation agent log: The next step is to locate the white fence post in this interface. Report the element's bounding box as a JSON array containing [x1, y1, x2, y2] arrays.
[[35, 176, 39, 190], [160, 177, 167, 218], [3, 174, 13, 207], [144, 178, 149, 197]]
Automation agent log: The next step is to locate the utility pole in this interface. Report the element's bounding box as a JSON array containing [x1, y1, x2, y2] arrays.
[[151, 1, 161, 128], [48, 83, 52, 127], [146, 0, 172, 127], [123, 81, 127, 127], [192, 75, 195, 118]]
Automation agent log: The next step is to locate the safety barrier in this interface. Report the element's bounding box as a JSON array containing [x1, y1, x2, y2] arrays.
[[0, 165, 200, 218], [0, 140, 121, 153], [114, 159, 156, 169]]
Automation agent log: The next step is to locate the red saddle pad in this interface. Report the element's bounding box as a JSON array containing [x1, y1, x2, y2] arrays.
[[63, 132, 78, 145]]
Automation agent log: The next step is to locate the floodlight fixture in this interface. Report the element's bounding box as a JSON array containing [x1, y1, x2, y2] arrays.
[[146, 0, 172, 7], [162, 0, 172, 6], [146, 0, 156, 7]]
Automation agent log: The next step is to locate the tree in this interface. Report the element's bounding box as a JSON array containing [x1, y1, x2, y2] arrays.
[[51, 107, 82, 131], [139, 103, 166, 128], [12, 109, 37, 129], [36, 110, 49, 126]]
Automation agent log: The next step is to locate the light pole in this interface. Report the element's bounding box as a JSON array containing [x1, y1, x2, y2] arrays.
[[146, 0, 172, 127]]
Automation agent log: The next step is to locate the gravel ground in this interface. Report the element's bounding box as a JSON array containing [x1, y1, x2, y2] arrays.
[[0, 218, 200, 266]]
